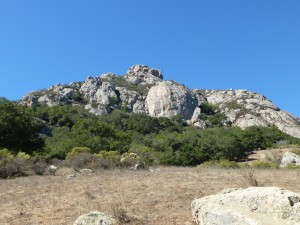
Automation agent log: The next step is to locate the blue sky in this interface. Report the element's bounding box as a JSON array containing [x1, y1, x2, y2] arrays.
[[0, 1, 299, 117]]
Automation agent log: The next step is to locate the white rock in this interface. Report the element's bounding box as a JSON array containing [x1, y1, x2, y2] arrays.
[[124, 64, 163, 85], [146, 81, 198, 120], [79, 169, 93, 174], [73, 211, 116, 225], [203, 89, 300, 138], [281, 152, 300, 167], [191, 187, 300, 225]]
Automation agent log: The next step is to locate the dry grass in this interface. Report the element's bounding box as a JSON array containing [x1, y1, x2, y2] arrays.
[[1, 167, 300, 225]]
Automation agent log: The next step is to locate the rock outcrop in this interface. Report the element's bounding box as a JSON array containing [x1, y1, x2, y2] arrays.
[[19, 64, 300, 138], [146, 80, 198, 120], [191, 187, 300, 225], [73, 211, 116, 225], [202, 89, 300, 138], [124, 64, 163, 85]]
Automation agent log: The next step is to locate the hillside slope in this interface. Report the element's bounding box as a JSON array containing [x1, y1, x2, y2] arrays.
[[20, 64, 300, 138]]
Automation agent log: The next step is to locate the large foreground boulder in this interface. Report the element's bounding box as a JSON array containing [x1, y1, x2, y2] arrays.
[[191, 187, 300, 225], [73, 211, 116, 225]]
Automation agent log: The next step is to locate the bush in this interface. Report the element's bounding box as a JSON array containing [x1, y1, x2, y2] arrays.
[[66, 147, 91, 160], [240, 166, 261, 187], [16, 152, 31, 160], [198, 159, 240, 169], [0, 148, 13, 159], [97, 150, 121, 168], [129, 144, 158, 167], [251, 161, 280, 169], [120, 152, 142, 168], [68, 152, 109, 170], [31, 158, 48, 175], [0, 157, 29, 178]]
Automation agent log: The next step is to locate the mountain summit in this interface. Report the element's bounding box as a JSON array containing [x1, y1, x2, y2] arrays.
[[20, 65, 300, 138]]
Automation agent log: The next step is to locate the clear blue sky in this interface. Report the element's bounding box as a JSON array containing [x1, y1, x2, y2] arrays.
[[0, 1, 299, 117]]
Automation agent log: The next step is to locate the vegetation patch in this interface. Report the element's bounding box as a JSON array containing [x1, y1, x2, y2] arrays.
[[1, 98, 300, 178], [103, 76, 154, 96]]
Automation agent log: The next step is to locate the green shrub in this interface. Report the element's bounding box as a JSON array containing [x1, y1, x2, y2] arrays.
[[251, 161, 280, 169], [0, 148, 13, 159], [198, 159, 240, 169], [16, 152, 31, 160], [97, 150, 121, 168], [66, 147, 91, 160], [120, 152, 142, 168], [129, 144, 158, 166]]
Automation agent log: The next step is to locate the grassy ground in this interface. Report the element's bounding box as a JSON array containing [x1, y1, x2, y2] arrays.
[[1, 166, 300, 225]]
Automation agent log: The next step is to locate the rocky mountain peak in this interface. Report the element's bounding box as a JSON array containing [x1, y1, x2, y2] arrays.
[[19, 64, 300, 139], [124, 64, 163, 85]]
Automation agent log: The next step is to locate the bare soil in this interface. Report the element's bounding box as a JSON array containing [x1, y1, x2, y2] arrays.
[[242, 148, 292, 164], [1, 166, 300, 225]]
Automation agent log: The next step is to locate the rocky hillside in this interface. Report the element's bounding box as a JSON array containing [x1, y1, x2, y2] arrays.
[[20, 64, 300, 138]]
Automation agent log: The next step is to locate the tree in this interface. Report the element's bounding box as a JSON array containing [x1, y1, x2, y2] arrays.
[[0, 98, 45, 154]]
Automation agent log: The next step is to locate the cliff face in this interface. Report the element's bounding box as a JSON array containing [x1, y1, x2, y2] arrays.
[[20, 65, 300, 138]]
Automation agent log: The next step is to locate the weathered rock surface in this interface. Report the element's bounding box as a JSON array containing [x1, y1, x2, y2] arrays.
[[73, 211, 116, 225], [146, 80, 198, 120], [115, 86, 146, 113], [19, 65, 300, 138], [281, 152, 300, 167], [124, 64, 163, 85], [202, 89, 300, 138], [191, 187, 300, 225]]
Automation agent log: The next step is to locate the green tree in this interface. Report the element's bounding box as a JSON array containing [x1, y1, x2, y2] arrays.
[[0, 98, 45, 154]]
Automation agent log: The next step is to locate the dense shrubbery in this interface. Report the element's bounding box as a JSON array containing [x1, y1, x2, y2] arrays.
[[1, 99, 300, 176], [0, 98, 45, 154], [199, 102, 227, 127]]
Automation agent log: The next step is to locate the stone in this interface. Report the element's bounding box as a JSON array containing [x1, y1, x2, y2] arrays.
[[20, 92, 39, 107], [124, 64, 163, 85], [66, 174, 76, 179], [191, 187, 300, 225], [100, 72, 116, 80], [203, 89, 300, 138], [73, 211, 116, 225], [47, 165, 57, 175], [146, 80, 198, 120], [116, 86, 146, 113], [80, 77, 119, 115], [80, 76, 102, 100], [79, 169, 93, 174], [38, 95, 59, 107], [280, 152, 300, 167]]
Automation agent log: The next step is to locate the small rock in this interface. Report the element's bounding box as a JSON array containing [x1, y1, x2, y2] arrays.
[[48, 165, 57, 175], [79, 169, 93, 174], [73, 211, 116, 225], [67, 174, 76, 179]]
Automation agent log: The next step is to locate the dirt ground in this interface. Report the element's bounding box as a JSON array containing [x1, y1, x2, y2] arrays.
[[244, 148, 292, 164], [1, 166, 300, 225]]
